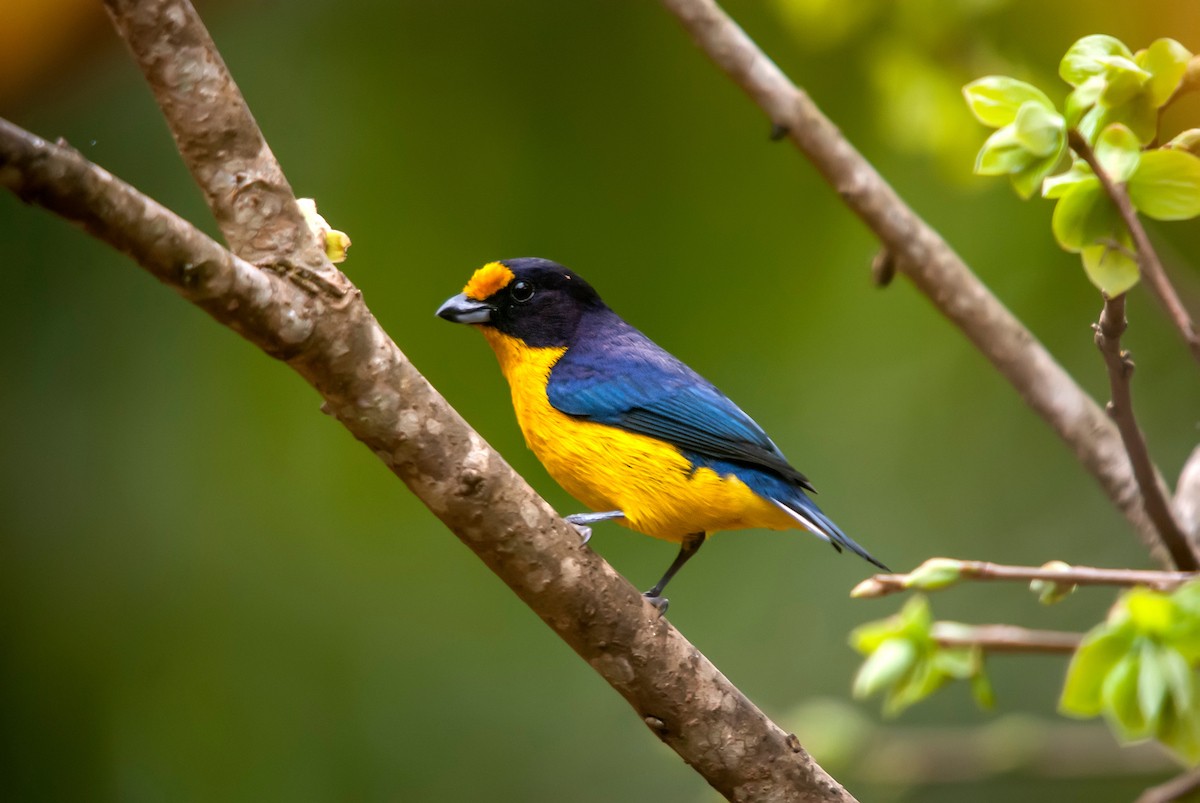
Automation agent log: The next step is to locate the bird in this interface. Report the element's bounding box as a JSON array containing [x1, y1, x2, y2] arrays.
[[436, 258, 886, 611]]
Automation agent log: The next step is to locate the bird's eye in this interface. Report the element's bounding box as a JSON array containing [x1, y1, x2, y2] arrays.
[[510, 280, 534, 303]]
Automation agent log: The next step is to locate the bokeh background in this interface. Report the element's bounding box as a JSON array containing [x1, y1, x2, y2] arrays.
[[2, 0, 1199, 800]]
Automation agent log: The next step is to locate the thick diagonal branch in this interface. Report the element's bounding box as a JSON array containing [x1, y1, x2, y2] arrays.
[[659, 0, 1170, 565], [0, 119, 856, 803], [102, 0, 337, 280]]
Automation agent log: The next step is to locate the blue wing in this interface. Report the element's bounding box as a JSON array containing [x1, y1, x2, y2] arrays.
[[546, 315, 813, 490], [547, 313, 888, 571]]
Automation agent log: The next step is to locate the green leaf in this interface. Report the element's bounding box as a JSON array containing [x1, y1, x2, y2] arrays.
[[1128, 149, 1200, 220], [1050, 177, 1120, 252], [1139, 641, 1169, 730], [1138, 38, 1194, 107], [1043, 161, 1094, 199], [1165, 129, 1200, 157], [964, 76, 1055, 128], [974, 125, 1034, 176], [896, 595, 933, 636], [1078, 93, 1159, 145], [853, 637, 918, 700], [1081, 240, 1139, 296], [1014, 101, 1065, 158], [1166, 582, 1200, 664], [931, 645, 977, 680], [1161, 647, 1194, 715], [1011, 149, 1065, 199], [1095, 124, 1142, 182], [971, 668, 996, 710], [884, 657, 944, 716], [850, 595, 932, 653], [1060, 35, 1136, 87], [849, 614, 906, 654], [1103, 650, 1149, 739], [1065, 76, 1105, 129], [1062, 629, 1135, 717], [1158, 703, 1200, 765], [1170, 580, 1200, 616], [1128, 587, 1178, 635], [1099, 59, 1151, 107]]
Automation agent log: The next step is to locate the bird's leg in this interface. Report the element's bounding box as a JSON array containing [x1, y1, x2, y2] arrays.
[[564, 510, 625, 545], [643, 532, 706, 615]]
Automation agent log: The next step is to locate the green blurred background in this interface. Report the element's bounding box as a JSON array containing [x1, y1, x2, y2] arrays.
[[2, 0, 1199, 800]]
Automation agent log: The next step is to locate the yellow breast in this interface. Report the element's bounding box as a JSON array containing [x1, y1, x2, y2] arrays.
[[479, 328, 797, 542]]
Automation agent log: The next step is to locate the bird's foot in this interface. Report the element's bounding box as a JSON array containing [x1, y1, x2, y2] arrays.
[[564, 511, 624, 546], [643, 592, 669, 616], [569, 523, 593, 546]]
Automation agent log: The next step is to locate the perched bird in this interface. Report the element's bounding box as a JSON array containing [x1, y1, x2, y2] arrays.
[[437, 258, 886, 611]]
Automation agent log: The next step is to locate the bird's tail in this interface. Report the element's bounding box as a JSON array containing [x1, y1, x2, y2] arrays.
[[772, 495, 889, 572]]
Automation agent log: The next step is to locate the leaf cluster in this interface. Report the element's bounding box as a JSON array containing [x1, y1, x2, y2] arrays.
[[964, 35, 1200, 295], [1061, 582, 1200, 764], [850, 596, 994, 715]]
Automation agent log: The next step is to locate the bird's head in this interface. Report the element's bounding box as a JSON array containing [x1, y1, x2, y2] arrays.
[[436, 258, 605, 347]]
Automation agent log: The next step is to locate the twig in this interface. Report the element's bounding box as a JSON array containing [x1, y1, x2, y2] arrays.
[[931, 622, 1082, 654], [659, 0, 1170, 566], [0, 116, 856, 803], [1137, 767, 1200, 803], [1094, 293, 1199, 569], [102, 0, 340, 281], [1069, 129, 1200, 365], [852, 559, 1198, 599]]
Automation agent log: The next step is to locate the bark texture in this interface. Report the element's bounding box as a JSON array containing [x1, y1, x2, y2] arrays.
[[102, 0, 337, 276]]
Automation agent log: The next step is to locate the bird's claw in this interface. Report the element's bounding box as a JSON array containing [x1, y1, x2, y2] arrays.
[[643, 592, 669, 616], [570, 523, 593, 546]]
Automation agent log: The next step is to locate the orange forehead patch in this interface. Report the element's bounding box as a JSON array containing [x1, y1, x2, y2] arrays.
[[463, 262, 515, 300]]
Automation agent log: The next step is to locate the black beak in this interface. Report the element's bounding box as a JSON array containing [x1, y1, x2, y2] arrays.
[[436, 293, 493, 324]]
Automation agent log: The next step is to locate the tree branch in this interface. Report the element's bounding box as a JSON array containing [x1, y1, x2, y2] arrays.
[[0, 121, 855, 803], [931, 623, 1082, 654], [1137, 768, 1200, 803], [851, 558, 1198, 599], [1093, 294, 1199, 569], [101, 0, 339, 280], [659, 0, 1172, 566], [1068, 129, 1200, 365]]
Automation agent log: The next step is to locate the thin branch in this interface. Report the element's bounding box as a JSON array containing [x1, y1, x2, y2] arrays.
[[851, 558, 1198, 599], [101, 0, 338, 279], [659, 0, 1171, 566], [1137, 768, 1200, 803], [1094, 294, 1199, 569], [1069, 129, 1200, 364], [0, 117, 855, 803], [931, 622, 1082, 654]]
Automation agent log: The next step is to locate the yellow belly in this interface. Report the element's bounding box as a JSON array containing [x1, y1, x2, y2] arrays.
[[480, 329, 797, 542]]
